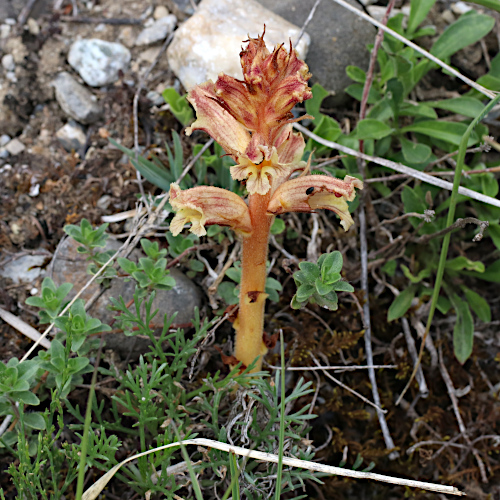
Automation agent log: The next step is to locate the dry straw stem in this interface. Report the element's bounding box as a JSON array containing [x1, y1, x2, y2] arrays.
[[294, 123, 500, 209], [81, 438, 465, 500], [330, 0, 497, 99]]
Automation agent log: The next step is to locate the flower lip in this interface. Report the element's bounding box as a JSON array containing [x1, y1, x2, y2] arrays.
[[169, 183, 252, 237], [267, 175, 363, 231]]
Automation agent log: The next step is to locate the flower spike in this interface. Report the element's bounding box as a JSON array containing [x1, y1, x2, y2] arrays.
[[185, 32, 312, 196], [267, 175, 364, 231], [169, 184, 252, 237]]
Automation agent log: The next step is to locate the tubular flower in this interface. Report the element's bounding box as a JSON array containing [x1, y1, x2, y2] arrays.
[[185, 31, 312, 195], [267, 175, 364, 231], [169, 183, 252, 237]]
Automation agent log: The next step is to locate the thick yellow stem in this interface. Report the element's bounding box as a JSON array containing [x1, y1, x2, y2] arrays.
[[234, 192, 273, 371]]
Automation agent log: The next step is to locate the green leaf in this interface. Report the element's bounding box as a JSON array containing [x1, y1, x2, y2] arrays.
[[401, 264, 431, 283], [109, 138, 172, 191], [462, 286, 491, 322], [431, 12, 495, 60], [24, 412, 46, 430], [407, 0, 438, 34], [427, 96, 485, 118], [467, 0, 500, 13], [332, 281, 354, 292], [296, 284, 315, 302], [388, 286, 416, 321], [401, 186, 427, 217], [450, 294, 474, 364], [465, 259, 500, 282], [270, 218, 285, 235], [305, 82, 329, 120], [399, 102, 438, 119], [401, 120, 479, 146], [446, 256, 485, 273], [50, 339, 65, 360], [298, 261, 320, 282], [162, 87, 194, 126], [13, 391, 40, 406], [68, 357, 90, 374], [346, 65, 366, 83], [345, 84, 381, 104], [320, 251, 343, 277], [400, 137, 432, 164], [315, 278, 333, 296], [117, 258, 138, 275], [355, 119, 394, 140], [487, 223, 500, 250], [382, 260, 397, 277]]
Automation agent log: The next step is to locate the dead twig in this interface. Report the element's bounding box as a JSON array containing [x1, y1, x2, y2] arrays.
[[438, 345, 488, 483], [294, 124, 500, 209], [17, 0, 39, 25], [59, 16, 143, 25], [310, 354, 387, 413], [295, 0, 323, 46], [401, 318, 428, 398], [416, 217, 489, 245]]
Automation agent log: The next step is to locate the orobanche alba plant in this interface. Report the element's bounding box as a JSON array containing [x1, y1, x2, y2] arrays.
[[169, 30, 363, 371]]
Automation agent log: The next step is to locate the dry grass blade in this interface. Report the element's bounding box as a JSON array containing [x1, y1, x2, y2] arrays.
[[0, 306, 51, 349], [294, 123, 500, 209], [81, 438, 465, 500], [329, 0, 496, 99]]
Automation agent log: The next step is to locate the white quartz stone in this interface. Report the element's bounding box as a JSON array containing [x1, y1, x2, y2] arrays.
[[166, 0, 310, 91]]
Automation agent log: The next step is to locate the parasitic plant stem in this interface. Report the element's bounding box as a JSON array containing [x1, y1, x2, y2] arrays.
[[235, 192, 273, 371]]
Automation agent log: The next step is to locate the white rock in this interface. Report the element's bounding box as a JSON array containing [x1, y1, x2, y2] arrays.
[[56, 121, 87, 151], [0, 148, 9, 159], [154, 5, 170, 19], [68, 38, 131, 87], [5, 138, 25, 155], [451, 1, 473, 14], [1, 54, 15, 71], [0, 134, 10, 147], [27, 18, 40, 35], [0, 25, 11, 39], [52, 72, 103, 124], [0, 254, 46, 284], [366, 5, 402, 22], [135, 15, 177, 46], [166, 0, 310, 91]]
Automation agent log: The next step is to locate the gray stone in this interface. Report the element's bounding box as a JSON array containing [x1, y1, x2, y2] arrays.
[[68, 38, 131, 87], [56, 121, 87, 151], [0, 254, 46, 284], [135, 15, 177, 46], [50, 237, 204, 357], [167, 0, 310, 91], [256, 0, 375, 104], [5, 138, 25, 155], [0, 134, 10, 147], [53, 72, 103, 124]]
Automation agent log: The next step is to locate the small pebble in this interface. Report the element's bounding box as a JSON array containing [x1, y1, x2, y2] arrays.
[[154, 5, 170, 19], [0, 134, 11, 147], [27, 18, 40, 35], [68, 39, 131, 87], [1, 54, 15, 71], [135, 15, 177, 46], [5, 138, 25, 155]]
